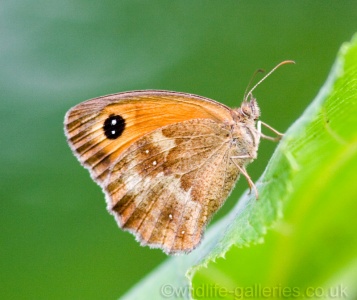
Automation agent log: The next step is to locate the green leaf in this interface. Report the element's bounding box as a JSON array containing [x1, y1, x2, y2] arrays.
[[121, 34, 357, 300]]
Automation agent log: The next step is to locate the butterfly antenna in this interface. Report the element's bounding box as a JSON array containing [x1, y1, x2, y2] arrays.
[[243, 68, 265, 102], [244, 60, 295, 101]]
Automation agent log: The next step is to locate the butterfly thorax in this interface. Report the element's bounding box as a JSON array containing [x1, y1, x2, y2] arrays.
[[230, 97, 261, 162]]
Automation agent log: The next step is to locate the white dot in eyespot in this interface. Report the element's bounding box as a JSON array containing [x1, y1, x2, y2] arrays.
[[111, 130, 116, 135], [169, 214, 173, 220], [145, 150, 149, 154], [153, 161, 157, 166], [111, 119, 117, 125]]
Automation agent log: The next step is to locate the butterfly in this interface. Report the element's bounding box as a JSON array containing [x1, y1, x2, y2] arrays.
[[64, 61, 294, 255]]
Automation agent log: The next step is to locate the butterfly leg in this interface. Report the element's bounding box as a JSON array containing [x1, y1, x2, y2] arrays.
[[258, 120, 284, 141], [230, 157, 259, 199]]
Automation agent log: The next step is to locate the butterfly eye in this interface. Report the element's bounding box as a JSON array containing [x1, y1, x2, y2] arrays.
[[241, 103, 252, 117], [103, 114, 126, 139]]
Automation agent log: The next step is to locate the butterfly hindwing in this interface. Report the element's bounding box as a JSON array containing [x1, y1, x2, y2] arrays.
[[104, 118, 241, 254]]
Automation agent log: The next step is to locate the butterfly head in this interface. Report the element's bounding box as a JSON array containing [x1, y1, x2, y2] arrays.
[[235, 95, 260, 121]]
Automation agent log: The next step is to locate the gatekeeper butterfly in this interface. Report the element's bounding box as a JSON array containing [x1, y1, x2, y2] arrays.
[[64, 61, 294, 254]]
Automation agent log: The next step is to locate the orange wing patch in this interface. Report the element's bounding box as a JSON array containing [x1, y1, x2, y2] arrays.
[[65, 91, 232, 185]]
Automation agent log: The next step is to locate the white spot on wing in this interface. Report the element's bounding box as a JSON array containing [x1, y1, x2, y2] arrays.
[[153, 161, 157, 166], [128, 172, 193, 208], [145, 150, 149, 154], [150, 130, 176, 152], [111, 119, 117, 125], [169, 214, 173, 220], [123, 172, 143, 193]]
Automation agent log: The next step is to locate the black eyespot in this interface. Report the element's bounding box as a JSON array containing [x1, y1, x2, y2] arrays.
[[103, 114, 126, 139]]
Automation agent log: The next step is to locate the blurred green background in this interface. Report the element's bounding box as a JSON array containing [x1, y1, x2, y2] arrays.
[[1, 1, 356, 299]]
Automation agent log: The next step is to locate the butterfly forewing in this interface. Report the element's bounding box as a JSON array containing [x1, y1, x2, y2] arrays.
[[64, 91, 232, 186]]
